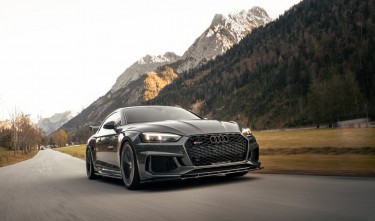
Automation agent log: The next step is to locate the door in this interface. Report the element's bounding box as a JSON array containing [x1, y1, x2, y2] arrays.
[[95, 112, 122, 167]]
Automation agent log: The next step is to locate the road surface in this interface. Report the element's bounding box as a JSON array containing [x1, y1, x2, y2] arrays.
[[0, 149, 374, 221]]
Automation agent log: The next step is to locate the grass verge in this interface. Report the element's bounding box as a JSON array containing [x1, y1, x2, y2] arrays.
[[54, 145, 86, 160], [253, 128, 375, 176], [0, 147, 39, 167], [256, 155, 375, 176], [253, 128, 375, 149]]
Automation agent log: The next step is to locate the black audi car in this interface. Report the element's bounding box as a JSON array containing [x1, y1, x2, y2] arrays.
[[86, 106, 261, 189]]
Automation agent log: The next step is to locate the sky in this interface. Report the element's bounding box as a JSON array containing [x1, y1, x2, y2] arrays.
[[0, 0, 301, 121]]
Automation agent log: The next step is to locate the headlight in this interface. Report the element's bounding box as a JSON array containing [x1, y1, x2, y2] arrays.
[[141, 132, 182, 143], [242, 128, 252, 136]]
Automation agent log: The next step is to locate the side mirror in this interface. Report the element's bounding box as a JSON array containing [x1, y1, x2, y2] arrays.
[[103, 121, 116, 130]]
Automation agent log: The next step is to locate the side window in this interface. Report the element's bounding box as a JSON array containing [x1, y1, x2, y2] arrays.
[[98, 112, 122, 135]]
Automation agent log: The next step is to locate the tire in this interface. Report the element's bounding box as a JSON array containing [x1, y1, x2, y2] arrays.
[[225, 171, 248, 178], [120, 142, 141, 190], [86, 149, 99, 179]]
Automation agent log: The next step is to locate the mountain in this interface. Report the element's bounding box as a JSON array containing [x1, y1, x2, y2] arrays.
[[61, 54, 179, 131], [61, 6, 272, 135], [37, 111, 76, 135], [149, 0, 375, 129], [176, 7, 272, 73], [111, 52, 180, 92]]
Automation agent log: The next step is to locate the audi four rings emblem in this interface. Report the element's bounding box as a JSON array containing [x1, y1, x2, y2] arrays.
[[210, 135, 229, 143]]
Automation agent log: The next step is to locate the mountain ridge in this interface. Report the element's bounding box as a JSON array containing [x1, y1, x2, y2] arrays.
[[176, 6, 272, 73], [37, 111, 76, 135]]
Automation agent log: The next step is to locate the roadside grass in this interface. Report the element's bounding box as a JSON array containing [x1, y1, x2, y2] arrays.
[[253, 128, 375, 149], [256, 155, 375, 176], [253, 128, 375, 176], [0, 147, 38, 167], [54, 145, 86, 160]]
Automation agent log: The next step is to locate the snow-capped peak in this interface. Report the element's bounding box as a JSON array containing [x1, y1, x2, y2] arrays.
[[138, 55, 167, 64], [176, 6, 272, 73]]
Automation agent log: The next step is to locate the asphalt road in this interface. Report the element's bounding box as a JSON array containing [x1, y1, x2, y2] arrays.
[[0, 149, 374, 221]]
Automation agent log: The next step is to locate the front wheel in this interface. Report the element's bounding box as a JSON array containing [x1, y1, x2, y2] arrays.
[[86, 149, 99, 179], [120, 142, 141, 190]]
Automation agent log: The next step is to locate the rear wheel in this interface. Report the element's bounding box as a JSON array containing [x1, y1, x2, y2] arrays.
[[225, 171, 248, 178], [86, 149, 99, 179], [120, 142, 140, 190]]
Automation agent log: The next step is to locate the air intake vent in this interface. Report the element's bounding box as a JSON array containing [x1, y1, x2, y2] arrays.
[[250, 146, 259, 162], [150, 156, 177, 173]]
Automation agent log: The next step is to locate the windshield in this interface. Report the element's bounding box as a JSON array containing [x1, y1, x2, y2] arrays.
[[124, 106, 201, 124]]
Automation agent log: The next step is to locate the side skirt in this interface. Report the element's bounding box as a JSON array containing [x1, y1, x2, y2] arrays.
[[95, 164, 122, 179]]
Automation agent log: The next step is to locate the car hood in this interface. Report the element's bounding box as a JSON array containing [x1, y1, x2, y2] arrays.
[[122, 120, 241, 136]]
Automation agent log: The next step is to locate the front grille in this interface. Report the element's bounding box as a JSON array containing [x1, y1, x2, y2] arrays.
[[185, 133, 248, 166], [150, 156, 178, 173]]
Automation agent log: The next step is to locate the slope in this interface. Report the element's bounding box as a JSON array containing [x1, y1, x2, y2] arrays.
[[149, 0, 375, 129]]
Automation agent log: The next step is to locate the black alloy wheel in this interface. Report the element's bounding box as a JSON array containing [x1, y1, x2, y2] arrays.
[[120, 142, 140, 190], [86, 149, 99, 179]]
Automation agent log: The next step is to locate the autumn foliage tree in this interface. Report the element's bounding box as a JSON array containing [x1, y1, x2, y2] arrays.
[[51, 129, 68, 147], [143, 66, 177, 101], [0, 122, 12, 148], [7, 110, 44, 155]]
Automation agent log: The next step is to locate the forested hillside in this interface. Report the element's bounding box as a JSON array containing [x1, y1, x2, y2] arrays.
[[149, 0, 375, 129]]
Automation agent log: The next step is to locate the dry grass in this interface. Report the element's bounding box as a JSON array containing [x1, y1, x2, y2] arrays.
[[257, 155, 375, 176], [261, 147, 375, 155], [253, 128, 375, 149], [0, 147, 39, 167], [252, 128, 375, 176], [54, 145, 86, 160]]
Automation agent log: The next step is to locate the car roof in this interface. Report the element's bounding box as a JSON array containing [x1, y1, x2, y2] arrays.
[[117, 105, 183, 112]]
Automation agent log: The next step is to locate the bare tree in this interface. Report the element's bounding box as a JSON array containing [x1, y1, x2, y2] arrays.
[[8, 108, 44, 155], [9, 108, 20, 155]]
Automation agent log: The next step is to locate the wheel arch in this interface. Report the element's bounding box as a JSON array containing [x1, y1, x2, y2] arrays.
[[86, 138, 97, 166], [118, 131, 140, 162], [119, 137, 133, 160], [87, 138, 96, 150]]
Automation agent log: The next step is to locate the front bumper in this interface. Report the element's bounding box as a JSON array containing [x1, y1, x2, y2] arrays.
[[134, 135, 262, 183]]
